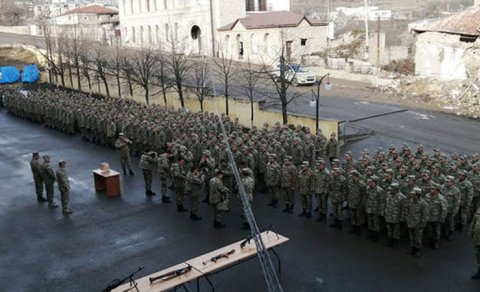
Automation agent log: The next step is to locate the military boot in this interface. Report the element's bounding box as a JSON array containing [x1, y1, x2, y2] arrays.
[[372, 232, 379, 242], [37, 196, 48, 203], [433, 240, 439, 249], [190, 213, 202, 221], [123, 168, 127, 175], [48, 202, 58, 209], [313, 206, 319, 212], [129, 169, 134, 176], [329, 219, 338, 228], [162, 195, 171, 203], [337, 220, 343, 230], [413, 248, 422, 257], [282, 205, 290, 213], [298, 210, 307, 217], [406, 247, 415, 255], [446, 232, 453, 241], [214, 221, 226, 229], [63, 208, 73, 215], [471, 269, 480, 279], [385, 238, 393, 247], [177, 205, 188, 212], [392, 239, 399, 249], [287, 205, 294, 214], [316, 213, 324, 222], [306, 211, 312, 219], [355, 226, 362, 236], [366, 230, 374, 240], [349, 226, 357, 234]]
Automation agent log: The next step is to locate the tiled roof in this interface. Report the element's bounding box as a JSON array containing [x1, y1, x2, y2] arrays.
[[62, 4, 118, 16], [218, 11, 328, 31], [412, 6, 480, 37]]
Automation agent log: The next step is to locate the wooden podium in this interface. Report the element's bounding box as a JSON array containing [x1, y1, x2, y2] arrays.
[[92, 169, 121, 196]]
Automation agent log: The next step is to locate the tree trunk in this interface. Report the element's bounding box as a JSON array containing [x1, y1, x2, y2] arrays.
[[200, 99, 204, 112], [177, 82, 185, 108], [75, 64, 81, 90], [282, 101, 288, 125], [225, 83, 229, 116], [67, 62, 73, 88], [161, 82, 167, 107], [127, 75, 133, 97], [102, 77, 110, 97], [144, 87, 150, 105], [116, 73, 122, 98], [250, 99, 254, 128]]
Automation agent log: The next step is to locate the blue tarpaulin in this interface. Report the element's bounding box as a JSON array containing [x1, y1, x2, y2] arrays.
[[0, 66, 20, 84], [21, 64, 39, 83]]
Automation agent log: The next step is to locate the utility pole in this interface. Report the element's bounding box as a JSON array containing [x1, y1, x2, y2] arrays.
[[364, 0, 369, 61]]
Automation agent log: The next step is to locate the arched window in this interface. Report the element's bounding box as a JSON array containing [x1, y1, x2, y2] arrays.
[[174, 23, 178, 41], [132, 26, 136, 43], [224, 34, 230, 56], [147, 25, 152, 44], [250, 33, 258, 54], [152, 0, 157, 11], [155, 24, 160, 46], [130, 0, 133, 14], [165, 23, 169, 41], [140, 26, 144, 44], [146, 0, 150, 12], [264, 33, 269, 54]]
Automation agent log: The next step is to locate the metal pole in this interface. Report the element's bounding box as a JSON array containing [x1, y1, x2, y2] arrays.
[[316, 81, 320, 131]]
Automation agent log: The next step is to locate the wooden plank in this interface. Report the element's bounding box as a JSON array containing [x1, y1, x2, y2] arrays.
[[112, 231, 289, 292]]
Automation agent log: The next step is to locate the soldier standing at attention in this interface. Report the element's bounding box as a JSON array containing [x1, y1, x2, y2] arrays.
[[240, 168, 255, 229], [209, 170, 230, 229], [469, 208, 480, 279], [365, 176, 383, 242], [458, 170, 474, 232], [41, 155, 58, 208], [56, 160, 72, 215], [297, 161, 313, 218], [265, 154, 282, 208], [171, 159, 188, 212], [425, 183, 448, 249], [326, 132, 339, 167], [329, 168, 347, 229], [157, 150, 172, 203], [347, 170, 365, 235], [115, 133, 134, 176], [384, 182, 406, 248], [185, 166, 204, 221], [281, 156, 297, 214], [406, 187, 429, 257], [139, 151, 157, 196], [30, 152, 47, 202], [312, 159, 331, 222]]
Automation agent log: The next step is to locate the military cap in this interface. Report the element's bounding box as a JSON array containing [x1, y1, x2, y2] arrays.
[[270, 153, 277, 159], [32, 151, 39, 155], [58, 160, 66, 166], [445, 175, 455, 181], [390, 182, 399, 188], [346, 151, 353, 155], [385, 169, 394, 175], [369, 175, 379, 182], [119, 132, 124, 136], [389, 144, 395, 150], [458, 170, 467, 176], [460, 155, 468, 160], [332, 167, 341, 172], [411, 187, 422, 195], [433, 147, 440, 152], [429, 183, 441, 190], [284, 156, 292, 161], [241, 168, 251, 175], [202, 150, 211, 156], [422, 170, 430, 175], [330, 132, 336, 137], [408, 175, 416, 180], [317, 159, 325, 164], [216, 169, 224, 175], [367, 165, 376, 170], [332, 159, 340, 164], [302, 161, 310, 166], [350, 169, 359, 176], [402, 143, 409, 148]]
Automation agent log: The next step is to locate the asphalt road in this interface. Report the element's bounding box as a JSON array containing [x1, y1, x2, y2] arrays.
[[0, 108, 479, 292]]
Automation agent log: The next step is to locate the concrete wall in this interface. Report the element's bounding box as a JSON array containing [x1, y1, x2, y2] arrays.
[[45, 69, 338, 136], [0, 26, 31, 35], [414, 32, 476, 81]]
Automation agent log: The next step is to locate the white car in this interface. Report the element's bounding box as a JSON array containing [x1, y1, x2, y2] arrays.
[[272, 63, 316, 86]]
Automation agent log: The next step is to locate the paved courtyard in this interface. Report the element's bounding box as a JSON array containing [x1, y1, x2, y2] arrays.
[[0, 110, 478, 292]]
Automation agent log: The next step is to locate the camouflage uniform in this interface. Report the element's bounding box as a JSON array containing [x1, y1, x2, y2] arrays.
[[347, 172, 366, 233], [265, 156, 282, 207], [241, 168, 255, 227], [171, 161, 187, 211], [297, 162, 313, 218], [458, 172, 474, 230], [41, 160, 57, 208], [115, 135, 134, 175], [311, 162, 331, 221], [209, 175, 230, 227], [329, 169, 347, 229], [157, 152, 171, 201], [139, 152, 157, 195], [469, 208, 480, 278], [185, 169, 204, 219], [56, 163, 72, 214], [280, 159, 297, 213], [425, 187, 448, 247], [384, 185, 406, 245], [30, 155, 46, 202], [365, 177, 384, 241], [406, 188, 429, 256]]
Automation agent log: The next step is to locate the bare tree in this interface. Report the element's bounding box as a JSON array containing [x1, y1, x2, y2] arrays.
[[108, 44, 124, 98], [129, 46, 160, 105], [238, 59, 265, 127], [0, 0, 23, 25], [213, 50, 235, 116], [157, 52, 170, 106], [91, 44, 110, 97], [79, 49, 93, 93], [192, 58, 211, 112], [164, 37, 192, 109], [70, 26, 83, 90], [120, 56, 134, 98]]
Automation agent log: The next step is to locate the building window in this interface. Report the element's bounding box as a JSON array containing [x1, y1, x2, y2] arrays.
[[148, 25, 152, 44], [264, 33, 269, 54], [132, 26, 136, 43], [165, 23, 169, 41], [191, 25, 200, 40], [140, 26, 144, 44], [130, 0, 133, 14], [251, 33, 258, 54], [301, 38, 307, 46], [156, 25, 160, 45], [174, 23, 178, 41], [164, 0, 168, 9], [225, 34, 230, 55]]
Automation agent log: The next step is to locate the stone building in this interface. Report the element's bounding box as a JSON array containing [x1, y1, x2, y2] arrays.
[[217, 11, 328, 65], [51, 4, 119, 45], [118, 0, 246, 56], [411, 5, 480, 81]]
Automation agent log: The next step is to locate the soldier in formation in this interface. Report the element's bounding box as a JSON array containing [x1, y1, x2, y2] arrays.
[[30, 152, 47, 202], [7, 87, 480, 262], [56, 160, 73, 215]]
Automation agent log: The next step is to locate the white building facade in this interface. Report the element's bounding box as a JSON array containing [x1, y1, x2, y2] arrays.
[[218, 11, 328, 65], [246, 0, 290, 12], [118, 0, 246, 56]]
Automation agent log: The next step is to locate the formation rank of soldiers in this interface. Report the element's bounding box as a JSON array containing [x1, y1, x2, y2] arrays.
[[3, 87, 480, 262]]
